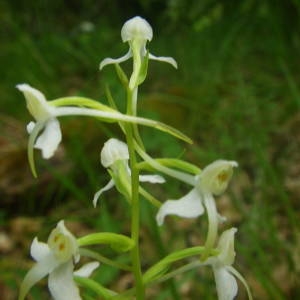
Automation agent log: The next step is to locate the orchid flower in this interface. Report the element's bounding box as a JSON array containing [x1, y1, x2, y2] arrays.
[[19, 220, 99, 300], [207, 228, 252, 300], [156, 160, 238, 224], [93, 138, 165, 207], [17, 84, 62, 160], [99, 16, 177, 89], [17, 84, 190, 177], [156, 160, 238, 256]]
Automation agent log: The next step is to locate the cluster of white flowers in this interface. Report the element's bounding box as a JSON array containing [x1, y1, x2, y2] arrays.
[[17, 16, 252, 300]]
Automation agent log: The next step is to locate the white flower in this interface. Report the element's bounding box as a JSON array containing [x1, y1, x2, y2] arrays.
[[17, 83, 62, 160], [93, 138, 165, 207], [156, 160, 238, 225], [19, 221, 99, 300], [207, 228, 252, 300], [99, 16, 177, 89]]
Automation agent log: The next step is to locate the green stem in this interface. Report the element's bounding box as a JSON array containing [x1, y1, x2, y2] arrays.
[[125, 87, 145, 299]]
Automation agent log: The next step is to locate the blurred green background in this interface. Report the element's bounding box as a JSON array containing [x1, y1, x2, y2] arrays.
[[1, 0, 300, 299]]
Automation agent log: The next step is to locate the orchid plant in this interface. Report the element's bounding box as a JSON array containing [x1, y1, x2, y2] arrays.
[[18, 16, 252, 300]]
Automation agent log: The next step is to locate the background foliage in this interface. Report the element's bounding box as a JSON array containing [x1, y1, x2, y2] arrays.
[[1, 0, 300, 299]]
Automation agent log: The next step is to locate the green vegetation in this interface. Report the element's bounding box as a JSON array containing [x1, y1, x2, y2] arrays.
[[1, 0, 300, 299]]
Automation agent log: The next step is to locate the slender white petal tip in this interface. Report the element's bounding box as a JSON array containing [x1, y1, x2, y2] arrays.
[[100, 138, 129, 168], [74, 261, 100, 277], [199, 160, 238, 195], [121, 16, 153, 42], [156, 188, 205, 225], [93, 179, 115, 207]]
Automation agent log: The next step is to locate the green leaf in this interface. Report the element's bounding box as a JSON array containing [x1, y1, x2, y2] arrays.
[[77, 233, 135, 253]]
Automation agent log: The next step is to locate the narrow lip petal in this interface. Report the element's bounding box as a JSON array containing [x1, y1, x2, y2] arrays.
[[93, 179, 115, 207], [149, 53, 178, 69], [48, 260, 81, 300], [30, 237, 51, 262], [213, 266, 238, 300], [99, 50, 132, 70], [73, 261, 100, 277], [138, 174, 165, 184], [156, 188, 204, 225], [19, 253, 60, 300], [34, 118, 62, 159]]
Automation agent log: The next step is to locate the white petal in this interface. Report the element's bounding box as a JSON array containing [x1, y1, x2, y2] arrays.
[[213, 266, 238, 300], [99, 50, 132, 70], [149, 53, 178, 69], [74, 261, 100, 277], [100, 138, 129, 168], [48, 260, 81, 300], [121, 16, 153, 42], [30, 237, 50, 262], [34, 118, 62, 159], [16, 83, 54, 121], [19, 253, 60, 300], [93, 179, 115, 207], [217, 228, 237, 266], [138, 174, 165, 184], [156, 188, 204, 226]]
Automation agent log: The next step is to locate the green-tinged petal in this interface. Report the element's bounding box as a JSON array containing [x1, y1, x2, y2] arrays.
[[50, 97, 116, 114], [19, 253, 59, 300], [54, 106, 192, 143], [48, 261, 81, 300], [213, 266, 238, 300], [149, 53, 178, 69], [27, 121, 44, 178], [217, 228, 237, 266], [226, 266, 253, 300], [129, 39, 143, 90], [77, 233, 134, 253], [35, 118, 62, 159], [99, 50, 132, 70], [136, 51, 149, 86], [74, 276, 117, 299], [30, 238, 50, 262], [156, 188, 204, 226], [73, 262, 100, 278], [199, 160, 238, 196], [201, 193, 219, 261], [137, 158, 201, 175], [93, 179, 115, 207]]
